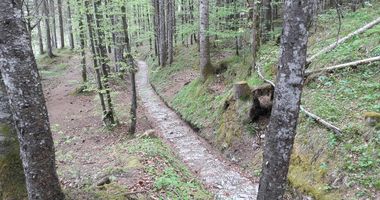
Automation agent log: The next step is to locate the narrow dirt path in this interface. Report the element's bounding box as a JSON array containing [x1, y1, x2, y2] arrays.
[[136, 61, 258, 199]]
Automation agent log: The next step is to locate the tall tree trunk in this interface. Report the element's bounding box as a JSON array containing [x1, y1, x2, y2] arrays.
[[257, 0, 309, 199], [158, 0, 167, 66], [167, 0, 174, 64], [50, 0, 57, 49], [93, 0, 115, 126], [262, 0, 272, 42], [84, 0, 108, 123], [0, 74, 27, 200], [43, 0, 54, 57], [249, 0, 260, 76], [34, 0, 45, 54], [57, 0, 64, 48], [199, 0, 213, 81], [121, 6, 137, 135], [0, 0, 64, 198], [152, 0, 159, 58], [67, 3, 75, 49], [79, 9, 87, 83]]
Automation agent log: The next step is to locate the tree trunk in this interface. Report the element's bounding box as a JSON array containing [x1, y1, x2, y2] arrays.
[[250, 0, 259, 76], [34, 0, 44, 54], [257, 0, 309, 199], [0, 74, 27, 200], [43, 0, 54, 57], [0, 0, 64, 198], [79, 10, 87, 83], [93, 0, 115, 126], [50, 0, 57, 48], [262, 0, 272, 42], [158, 0, 167, 66], [167, 0, 174, 64], [57, 0, 64, 48], [84, 0, 108, 123], [199, 0, 213, 81], [67, 3, 75, 49], [121, 6, 137, 135]]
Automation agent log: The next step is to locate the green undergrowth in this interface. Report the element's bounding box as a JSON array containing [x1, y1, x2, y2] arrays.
[[149, 3, 380, 199], [127, 138, 211, 199], [64, 138, 211, 199], [36, 48, 75, 78]]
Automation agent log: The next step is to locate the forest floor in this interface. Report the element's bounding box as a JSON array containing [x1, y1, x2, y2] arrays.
[[37, 50, 212, 199]]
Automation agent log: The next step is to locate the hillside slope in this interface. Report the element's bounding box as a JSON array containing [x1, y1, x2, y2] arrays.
[[148, 3, 380, 200]]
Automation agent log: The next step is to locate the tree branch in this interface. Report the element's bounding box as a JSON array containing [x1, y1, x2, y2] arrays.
[[307, 17, 380, 63], [256, 64, 342, 134]]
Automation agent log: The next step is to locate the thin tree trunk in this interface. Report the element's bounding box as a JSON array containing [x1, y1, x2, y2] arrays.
[[249, 0, 259, 76], [167, 0, 174, 64], [84, 0, 108, 122], [158, 0, 167, 66], [0, 0, 64, 198], [257, 0, 309, 199], [67, 3, 75, 49], [199, 0, 213, 81], [121, 6, 137, 134], [43, 0, 54, 57], [57, 0, 64, 48], [79, 11, 87, 83], [34, 0, 44, 54], [50, 0, 57, 48], [93, 0, 115, 126]]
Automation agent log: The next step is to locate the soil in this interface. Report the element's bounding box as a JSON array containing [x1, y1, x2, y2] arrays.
[[42, 54, 154, 199]]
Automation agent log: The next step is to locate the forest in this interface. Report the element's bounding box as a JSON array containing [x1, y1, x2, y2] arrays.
[[0, 0, 379, 199]]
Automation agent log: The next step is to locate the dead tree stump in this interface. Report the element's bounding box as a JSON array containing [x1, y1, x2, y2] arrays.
[[233, 81, 251, 100]]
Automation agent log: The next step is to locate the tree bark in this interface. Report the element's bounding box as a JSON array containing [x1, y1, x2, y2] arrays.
[[158, 0, 167, 66], [43, 0, 54, 57], [167, 0, 174, 64], [121, 6, 137, 134], [0, 73, 27, 200], [0, 0, 64, 199], [93, 0, 115, 126], [84, 0, 108, 122], [199, 0, 213, 81], [67, 2, 75, 49], [50, 0, 57, 48], [257, 0, 309, 199], [79, 8, 87, 83], [57, 0, 64, 48], [34, 0, 44, 54]]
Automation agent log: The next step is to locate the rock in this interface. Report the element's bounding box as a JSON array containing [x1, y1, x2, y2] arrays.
[[96, 176, 111, 186], [364, 111, 380, 126], [260, 134, 265, 139]]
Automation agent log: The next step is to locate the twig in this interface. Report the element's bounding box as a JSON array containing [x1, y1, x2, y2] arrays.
[[256, 64, 342, 134]]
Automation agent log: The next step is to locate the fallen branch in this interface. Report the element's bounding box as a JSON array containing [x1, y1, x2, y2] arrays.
[[305, 56, 380, 76], [256, 64, 342, 134], [307, 17, 380, 63]]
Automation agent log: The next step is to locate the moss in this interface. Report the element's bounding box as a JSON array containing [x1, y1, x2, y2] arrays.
[[364, 111, 380, 118], [288, 154, 341, 200]]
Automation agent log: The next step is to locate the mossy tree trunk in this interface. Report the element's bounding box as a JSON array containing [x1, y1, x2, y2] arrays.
[[0, 0, 64, 198], [199, 0, 213, 81], [0, 74, 27, 200]]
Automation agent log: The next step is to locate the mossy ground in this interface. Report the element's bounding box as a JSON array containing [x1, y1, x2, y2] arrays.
[[149, 3, 380, 199]]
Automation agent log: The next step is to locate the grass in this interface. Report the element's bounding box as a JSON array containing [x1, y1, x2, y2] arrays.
[[148, 2, 380, 199], [36, 48, 75, 78]]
